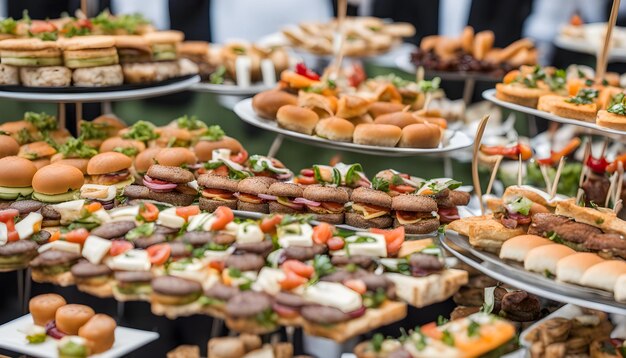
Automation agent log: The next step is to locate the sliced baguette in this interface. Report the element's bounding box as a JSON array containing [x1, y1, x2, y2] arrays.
[[550, 99, 597, 122], [495, 83, 549, 108], [31, 269, 75, 287], [385, 269, 468, 308], [597, 109, 626, 131]]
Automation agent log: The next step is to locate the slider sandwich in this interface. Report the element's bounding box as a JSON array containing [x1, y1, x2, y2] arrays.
[[0, 156, 37, 201], [197, 174, 240, 212], [125, 163, 196, 206], [32, 164, 84, 203], [236, 176, 278, 214], [247, 155, 292, 180], [346, 187, 393, 229], [416, 178, 470, 224], [266, 182, 305, 214], [59, 35, 123, 86], [143, 30, 184, 81], [177, 41, 212, 80], [132, 147, 162, 182], [302, 184, 349, 224], [18, 141, 57, 169], [391, 194, 439, 234], [50, 137, 98, 174], [0, 38, 70, 87], [252, 90, 298, 119], [86, 152, 134, 190]]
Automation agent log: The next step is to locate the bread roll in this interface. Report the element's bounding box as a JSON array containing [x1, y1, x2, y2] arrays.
[[556, 252, 604, 285], [336, 95, 371, 118], [368, 102, 405, 119], [374, 112, 418, 128], [353, 124, 401, 147], [276, 105, 319, 135], [461, 26, 474, 54], [315, 117, 354, 142], [398, 123, 442, 148], [524, 244, 575, 275], [499, 235, 553, 262], [580, 260, 626, 292], [252, 90, 298, 119]]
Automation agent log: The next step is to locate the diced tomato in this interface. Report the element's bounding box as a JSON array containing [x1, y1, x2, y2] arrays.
[[295, 63, 320, 81], [208, 260, 225, 272], [85, 202, 102, 213], [139, 202, 159, 222], [237, 193, 263, 204], [300, 169, 314, 177], [312, 222, 333, 244], [390, 184, 416, 194], [347, 63, 366, 88], [109, 240, 133, 256], [7, 230, 18, 242], [279, 270, 308, 290], [64, 228, 89, 245], [76, 18, 93, 30], [503, 70, 520, 84], [0, 209, 18, 222], [147, 243, 171, 265], [260, 215, 283, 233], [49, 231, 61, 242], [344, 279, 367, 295], [211, 165, 229, 176], [30, 20, 56, 33], [176, 205, 200, 221], [281, 260, 314, 278], [327, 236, 345, 250], [371, 227, 405, 256], [230, 149, 248, 164], [295, 176, 317, 185], [202, 188, 234, 200], [607, 153, 626, 173], [421, 322, 442, 340], [211, 206, 234, 231], [320, 202, 344, 213]]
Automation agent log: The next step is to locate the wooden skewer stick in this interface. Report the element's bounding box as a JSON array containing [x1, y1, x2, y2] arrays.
[[550, 157, 566, 198], [472, 115, 490, 215], [575, 137, 592, 204], [614, 199, 623, 214], [416, 66, 425, 83], [614, 162, 624, 211], [517, 153, 523, 187], [81, 0, 88, 17], [600, 137, 610, 158], [605, 171, 618, 207], [485, 155, 503, 197], [596, 0, 621, 84], [329, 0, 348, 79], [539, 164, 552, 193]]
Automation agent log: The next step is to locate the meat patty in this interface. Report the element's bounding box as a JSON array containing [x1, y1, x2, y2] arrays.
[[183, 231, 213, 246], [226, 291, 272, 317], [133, 235, 167, 249], [40, 205, 60, 220], [409, 253, 443, 276], [331, 255, 374, 269], [204, 283, 239, 302], [91, 220, 136, 239], [30, 230, 51, 245], [274, 292, 307, 308], [71, 261, 112, 278], [300, 305, 350, 324], [283, 244, 327, 261], [30, 250, 80, 267], [9, 200, 43, 215], [359, 273, 391, 292], [168, 241, 191, 258], [0, 239, 38, 256], [585, 233, 626, 259], [235, 240, 274, 257], [529, 213, 601, 244], [225, 254, 265, 272], [152, 276, 201, 296], [500, 290, 541, 322], [114, 270, 152, 283]]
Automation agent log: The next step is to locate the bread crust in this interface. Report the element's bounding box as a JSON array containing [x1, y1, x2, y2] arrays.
[[31, 269, 75, 287], [385, 269, 468, 308], [550, 100, 597, 122], [495, 83, 549, 108], [555, 199, 626, 236], [76, 281, 114, 298], [597, 109, 626, 131]]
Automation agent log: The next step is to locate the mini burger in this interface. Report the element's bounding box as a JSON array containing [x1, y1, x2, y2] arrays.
[[193, 126, 248, 164], [78, 314, 116, 354], [143, 30, 184, 61], [132, 147, 161, 182], [489, 185, 560, 230], [0, 239, 39, 271], [197, 174, 239, 211], [32, 164, 84, 203], [19, 141, 57, 168], [0, 38, 63, 66], [29, 293, 67, 326], [70, 261, 113, 297], [113, 271, 153, 301], [114, 35, 152, 63], [266, 182, 305, 214], [87, 152, 134, 189], [80, 115, 127, 148], [151, 275, 202, 306], [301, 184, 350, 224], [0, 156, 37, 200], [132, 164, 196, 206], [0, 120, 38, 145], [236, 176, 278, 213], [346, 187, 393, 228], [391, 194, 440, 234], [59, 35, 123, 86], [0, 135, 19, 158], [99, 137, 146, 156], [155, 147, 197, 168], [373, 169, 421, 196], [416, 179, 469, 224], [30, 249, 82, 285], [252, 90, 298, 119], [247, 155, 293, 180], [177, 41, 213, 80], [50, 137, 98, 174]]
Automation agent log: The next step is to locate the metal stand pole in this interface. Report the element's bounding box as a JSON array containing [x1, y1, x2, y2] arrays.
[[267, 134, 284, 157], [17, 269, 24, 313], [462, 77, 476, 106], [210, 318, 223, 338], [23, 268, 31, 313], [102, 101, 113, 115], [57, 103, 66, 131], [75, 102, 83, 136]]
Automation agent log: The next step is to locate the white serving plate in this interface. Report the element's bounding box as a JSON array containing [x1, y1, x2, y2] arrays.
[[191, 82, 273, 95], [0, 314, 158, 358]]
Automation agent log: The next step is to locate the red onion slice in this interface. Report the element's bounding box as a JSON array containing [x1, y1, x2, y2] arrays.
[[348, 306, 366, 318], [276, 173, 292, 180], [45, 320, 66, 339], [258, 194, 278, 201], [293, 197, 321, 206], [143, 175, 177, 192]]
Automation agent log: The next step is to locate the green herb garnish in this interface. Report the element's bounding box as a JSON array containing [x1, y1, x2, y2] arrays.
[[122, 120, 158, 142], [200, 125, 225, 141]]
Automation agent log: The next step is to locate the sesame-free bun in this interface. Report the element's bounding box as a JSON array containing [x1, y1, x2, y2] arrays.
[[556, 253, 604, 285], [29, 293, 66, 326], [155, 147, 197, 167], [133, 147, 162, 174], [87, 152, 132, 175], [0, 136, 20, 159], [315, 117, 355, 142], [276, 105, 319, 135], [55, 304, 95, 335], [59, 36, 116, 50], [99, 137, 146, 153], [252, 90, 298, 119], [353, 124, 401, 147], [78, 314, 116, 354], [193, 136, 244, 162], [350, 187, 391, 208], [0, 38, 59, 50], [114, 35, 151, 51], [144, 30, 185, 44], [19, 141, 57, 159], [524, 244, 575, 275], [177, 41, 209, 56], [368, 102, 405, 119], [399, 123, 442, 148], [32, 164, 85, 195], [580, 260, 626, 292], [0, 156, 37, 188], [303, 184, 349, 203], [50, 157, 90, 174], [499, 234, 553, 262], [374, 112, 419, 128]]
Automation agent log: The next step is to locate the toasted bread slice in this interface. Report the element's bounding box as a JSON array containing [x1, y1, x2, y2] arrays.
[[31, 270, 75, 287], [555, 198, 626, 236], [495, 83, 549, 108], [551, 99, 597, 122], [385, 269, 468, 308], [597, 109, 626, 131], [301, 300, 407, 343], [447, 215, 492, 237], [597, 86, 624, 110], [468, 218, 526, 252], [537, 94, 566, 113], [76, 281, 113, 298]]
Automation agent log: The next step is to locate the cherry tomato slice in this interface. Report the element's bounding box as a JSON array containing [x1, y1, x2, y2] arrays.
[[64, 228, 89, 245], [208, 260, 225, 272], [0, 209, 19, 222], [139, 202, 159, 222], [300, 169, 314, 177], [295, 176, 317, 185], [281, 260, 314, 278], [370, 227, 405, 256], [147, 243, 171, 265], [176, 205, 200, 221], [211, 206, 235, 231], [85, 202, 102, 213], [109, 240, 133, 256], [260, 215, 283, 233], [421, 322, 442, 340], [49, 231, 61, 242], [312, 222, 333, 245], [327, 236, 345, 251], [279, 270, 308, 290], [230, 149, 248, 164], [390, 184, 416, 194]]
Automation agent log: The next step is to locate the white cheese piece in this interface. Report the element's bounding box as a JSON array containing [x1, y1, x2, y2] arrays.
[[345, 233, 387, 257], [212, 149, 231, 162], [109, 206, 140, 221], [82, 236, 112, 264], [51, 199, 85, 224], [304, 281, 362, 313], [188, 213, 213, 232], [169, 259, 218, 288], [260, 58, 276, 87], [252, 267, 286, 295], [157, 208, 185, 229], [91, 208, 111, 224], [0, 222, 7, 245], [223, 222, 239, 236], [38, 241, 81, 254], [278, 223, 313, 248], [15, 212, 42, 240], [202, 246, 235, 262], [228, 270, 258, 288], [107, 249, 150, 271], [201, 215, 218, 231], [187, 180, 198, 191], [80, 184, 116, 201], [237, 223, 264, 244], [235, 56, 252, 87]]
